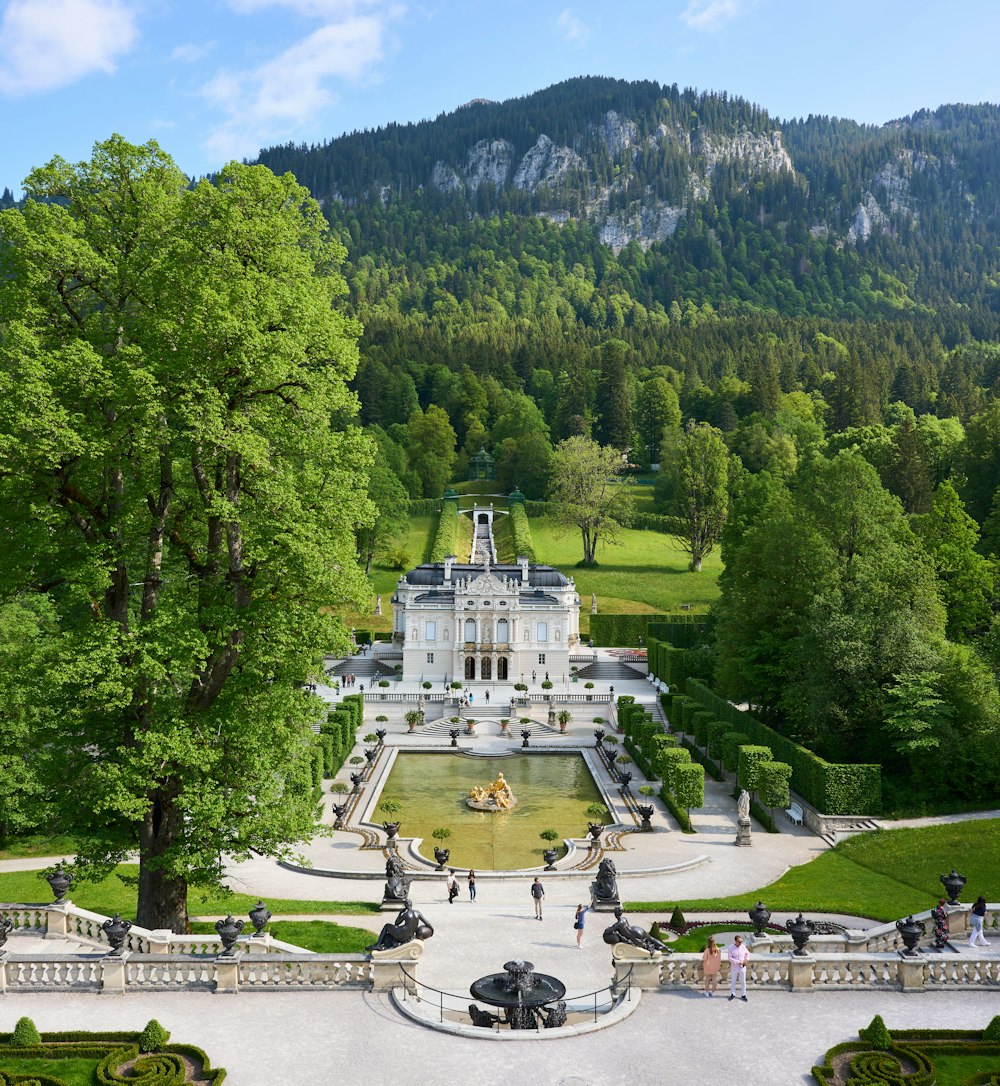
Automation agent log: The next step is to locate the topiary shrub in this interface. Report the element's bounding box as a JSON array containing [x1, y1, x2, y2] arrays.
[[984, 1016, 1000, 1042], [138, 1019, 170, 1053], [669, 906, 686, 929], [721, 731, 750, 773], [860, 1014, 892, 1051], [11, 1017, 41, 1045]]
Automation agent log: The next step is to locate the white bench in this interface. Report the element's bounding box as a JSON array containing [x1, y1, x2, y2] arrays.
[[785, 802, 804, 826]]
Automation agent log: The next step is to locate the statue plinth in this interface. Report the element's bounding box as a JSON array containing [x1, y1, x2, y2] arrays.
[[467, 771, 516, 812], [735, 816, 752, 847], [467, 797, 519, 812]]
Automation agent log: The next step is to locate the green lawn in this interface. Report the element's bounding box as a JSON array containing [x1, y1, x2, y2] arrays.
[[0, 865, 380, 919], [0, 833, 79, 861], [0, 1056, 97, 1085], [627, 821, 1000, 921], [528, 516, 721, 634], [189, 918, 373, 953]]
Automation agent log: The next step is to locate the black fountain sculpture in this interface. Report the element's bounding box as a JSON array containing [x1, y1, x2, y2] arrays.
[[249, 901, 272, 936], [45, 864, 73, 904], [449, 728, 460, 747], [469, 960, 567, 1030], [896, 915, 925, 957], [382, 821, 401, 848], [0, 915, 12, 949], [785, 913, 815, 956], [602, 907, 671, 954], [940, 868, 967, 905], [366, 899, 434, 953], [433, 847, 450, 871], [383, 853, 410, 906], [215, 914, 244, 955], [332, 802, 349, 830], [587, 822, 604, 848], [592, 857, 620, 908], [102, 914, 131, 955], [637, 804, 654, 831], [521, 729, 531, 748], [748, 900, 771, 938]]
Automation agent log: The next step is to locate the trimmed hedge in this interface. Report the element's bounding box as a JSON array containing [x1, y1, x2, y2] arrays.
[[737, 745, 773, 795], [659, 784, 695, 833], [684, 678, 882, 815], [721, 731, 750, 773], [674, 762, 705, 813], [758, 761, 792, 810], [509, 503, 536, 562], [681, 735, 724, 781], [692, 710, 714, 747], [655, 746, 691, 791], [318, 693, 363, 780], [429, 499, 459, 562], [407, 497, 440, 516], [590, 613, 672, 647]]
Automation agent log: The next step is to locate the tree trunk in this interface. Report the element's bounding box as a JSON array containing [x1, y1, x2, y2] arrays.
[[691, 556, 703, 572], [136, 791, 188, 930]]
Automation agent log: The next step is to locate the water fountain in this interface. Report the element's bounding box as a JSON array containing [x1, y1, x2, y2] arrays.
[[469, 960, 567, 1030]]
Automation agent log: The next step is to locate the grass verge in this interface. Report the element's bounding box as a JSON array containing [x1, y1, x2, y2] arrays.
[[189, 918, 373, 953]]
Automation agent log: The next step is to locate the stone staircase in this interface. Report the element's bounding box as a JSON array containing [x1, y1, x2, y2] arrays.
[[418, 714, 560, 737], [575, 661, 647, 682], [819, 818, 881, 847]]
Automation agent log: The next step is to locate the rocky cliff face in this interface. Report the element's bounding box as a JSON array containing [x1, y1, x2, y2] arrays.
[[512, 135, 583, 190]]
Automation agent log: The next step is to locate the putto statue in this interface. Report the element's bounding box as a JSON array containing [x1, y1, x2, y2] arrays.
[[468, 771, 517, 811], [366, 899, 434, 953], [383, 853, 410, 903], [603, 907, 671, 954]]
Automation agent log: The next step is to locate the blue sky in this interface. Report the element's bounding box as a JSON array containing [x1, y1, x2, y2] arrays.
[[2, 0, 999, 190]]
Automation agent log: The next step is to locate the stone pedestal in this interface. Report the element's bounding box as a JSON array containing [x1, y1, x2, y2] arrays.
[[735, 816, 752, 847], [751, 933, 773, 953], [898, 954, 927, 990], [214, 954, 240, 993], [370, 938, 424, 993], [612, 943, 662, 990], [380, 895, 408, 913], [100, 953, 128, 994], [147, 930, 172, 954], [788, 954, 815, 990], [45, 903, 72, 938]]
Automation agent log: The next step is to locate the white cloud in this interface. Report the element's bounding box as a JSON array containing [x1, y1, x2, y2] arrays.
[[556, 8, 589, 45], [171, 41, 215, 63], [0, 0, 137, 95], [680, 0, 741, 32], [202, 14, 388, 161]]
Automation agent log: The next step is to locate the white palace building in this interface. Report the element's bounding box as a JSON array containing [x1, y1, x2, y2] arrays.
[[391, 506, 581, 685]]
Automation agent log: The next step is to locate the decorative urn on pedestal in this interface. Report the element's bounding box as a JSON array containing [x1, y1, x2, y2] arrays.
[[433, 847, 450, 871], [215, 914, 244, 955], [619, 770, 633, 791], [521, 729, 531, 748], [940, 869, 967, 905], [102, 914, 132, 955], [449, 728, 460, 747], [45, 864, 73, 904], [0, 915, 12, 949], [249, 901, 272, 936], [637, 805, 654, 831], [382, 821, 401, 848], [594, 729, 605, 747], [375, 729, 387, 745], [748, 900, 771, 938], [543, 849, 559, 871], [785, 913, 815, 956], [896, 915, 925, 957], [332, 802, 349, 830], [587, 822, 604, 849]]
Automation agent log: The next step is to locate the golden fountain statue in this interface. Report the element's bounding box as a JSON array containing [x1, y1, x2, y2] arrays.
[[467, 771, 517, 811]]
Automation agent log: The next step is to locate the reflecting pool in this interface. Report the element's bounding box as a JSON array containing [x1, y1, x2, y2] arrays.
[[376, 752, 604, 871]]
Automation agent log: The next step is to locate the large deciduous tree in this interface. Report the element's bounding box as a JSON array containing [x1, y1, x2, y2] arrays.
[[547, 436, 633, 565], [0, 137, 373, 929], [656, 421, 731, 572]]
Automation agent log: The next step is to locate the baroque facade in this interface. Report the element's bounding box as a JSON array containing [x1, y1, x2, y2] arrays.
[[392, 554, 581, 684]]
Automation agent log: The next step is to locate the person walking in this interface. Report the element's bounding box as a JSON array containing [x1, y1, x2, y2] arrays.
[[531, 877, 545, 920], [574, 904, 589, 947], [446, 869, 459, 904], [702, 936, 722, 996], [485, 691, 490, 704], [969, 895, 990, 947], [468, 870, 477, 903], [727, 935, 750, 1001]]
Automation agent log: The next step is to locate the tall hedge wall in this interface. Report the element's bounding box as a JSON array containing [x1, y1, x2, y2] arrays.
[[509, 503, 536, 562], [318, 693, 364, 780], [428, 500, 459, 562], [590, 613, 672, 647], [684, 678, 881, 815]]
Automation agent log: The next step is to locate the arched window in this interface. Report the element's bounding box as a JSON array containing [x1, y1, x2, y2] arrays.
[[481, 657, 492, 680], [464, 618, 476, 643], [497, 618, 509, 643], [465, 657, 476, 680], [497, 657, 508, 680]]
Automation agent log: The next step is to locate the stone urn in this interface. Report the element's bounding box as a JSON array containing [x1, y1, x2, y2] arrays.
[[896, 915, 925, 957], [449, 728, 460, 747], [102, 914, 132, 955], [332, 802, 349, 830], [637, 804, 654, 832], [382, 821, 401, 847], [45, 864, 73, 904], [619, 770, 633, 791], [785, 913, 815, 956], [587, 822, 604, 848], [215, 914, 245, 955], [375, 729, 387, 745], [364, 747, 378, 765], [748, 900, 771, 938], [350, 771, 364, 794], [940, 869, 967, 905], [0, 915, 14, 949], [521, 729, 531, 748], [543, 848, 559, 871], [594, 729, 606, 747], [249, 901, 272, 936], [433, 847, 450, 871]]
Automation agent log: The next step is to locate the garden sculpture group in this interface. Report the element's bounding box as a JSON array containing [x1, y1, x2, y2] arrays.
[[468, 771, 517, 810]]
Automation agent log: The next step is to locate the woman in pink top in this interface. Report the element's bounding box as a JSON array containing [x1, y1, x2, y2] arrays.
[[702, 936, 721, 996]]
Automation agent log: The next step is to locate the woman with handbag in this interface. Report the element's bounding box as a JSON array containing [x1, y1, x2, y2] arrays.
[[574, 903, 589, 947]]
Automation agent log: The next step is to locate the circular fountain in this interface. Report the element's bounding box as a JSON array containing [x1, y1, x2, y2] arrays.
[[469, 959, 567, 1030]]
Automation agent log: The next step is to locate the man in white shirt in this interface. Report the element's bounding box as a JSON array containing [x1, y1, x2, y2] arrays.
[[727, 935, 750, 1001]]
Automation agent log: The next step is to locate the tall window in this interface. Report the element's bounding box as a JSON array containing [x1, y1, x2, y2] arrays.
[[497, 618, 508, 643], [425, 621, 436, 641], [537, 621, 548, 642], [464, 618, 476, 642]]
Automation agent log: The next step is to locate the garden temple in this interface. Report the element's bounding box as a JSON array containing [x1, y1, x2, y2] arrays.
[[392, 509, 581, 684]]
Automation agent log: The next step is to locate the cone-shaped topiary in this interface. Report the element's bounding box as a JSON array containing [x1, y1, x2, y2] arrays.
[[861, 1014, 891, 1051], [984, 1016, 1000, 1042], [669, 905, 686, 929], [12, 1016, 41, 1045], [138, 1018, 170, 1053]]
